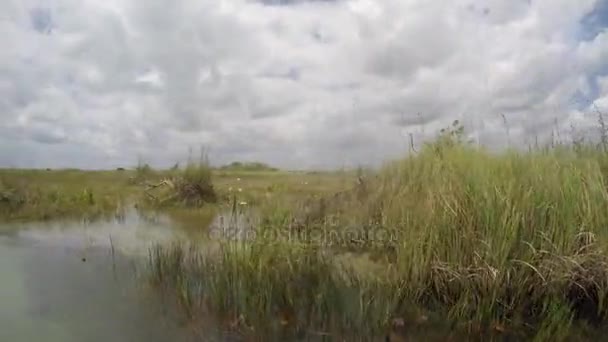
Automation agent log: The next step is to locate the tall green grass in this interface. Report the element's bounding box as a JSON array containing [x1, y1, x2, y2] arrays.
[[149, 242, 426, 341], [147, 127, 608, 340]]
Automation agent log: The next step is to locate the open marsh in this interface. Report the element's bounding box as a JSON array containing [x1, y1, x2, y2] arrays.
[[5, 136, 608, 341]]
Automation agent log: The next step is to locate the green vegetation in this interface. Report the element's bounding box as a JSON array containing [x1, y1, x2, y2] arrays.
[[148, 123, 608, 341], [0, 157, 348, 226], [219, 161, 278, 172], [7, 122, 608, 340], [143, 159, 217, 208], [0, 169, 133, 222]]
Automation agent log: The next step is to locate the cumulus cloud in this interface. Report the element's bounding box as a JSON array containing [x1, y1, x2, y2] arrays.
[[1, 0, 608, 169]]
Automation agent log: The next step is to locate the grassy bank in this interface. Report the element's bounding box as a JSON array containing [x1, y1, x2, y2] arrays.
[[0, 163, 349, 225], [148, 130, 608, 341], [0, 169, 135, 222]]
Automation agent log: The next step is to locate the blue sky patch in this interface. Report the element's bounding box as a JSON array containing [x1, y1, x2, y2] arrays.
[[579, 0, 608, 41]]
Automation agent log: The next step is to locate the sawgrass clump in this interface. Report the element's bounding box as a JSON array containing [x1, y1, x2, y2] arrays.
[[144, 158, 217, 208]]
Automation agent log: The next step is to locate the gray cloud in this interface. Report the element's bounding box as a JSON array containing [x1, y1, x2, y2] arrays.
[[1, 0, 608, 169]]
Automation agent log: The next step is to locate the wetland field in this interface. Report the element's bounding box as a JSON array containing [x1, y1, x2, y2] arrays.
[[4, 129, 608, 341]]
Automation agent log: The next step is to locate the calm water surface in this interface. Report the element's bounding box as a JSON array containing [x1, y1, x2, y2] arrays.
[[0, 210, 199, 342]]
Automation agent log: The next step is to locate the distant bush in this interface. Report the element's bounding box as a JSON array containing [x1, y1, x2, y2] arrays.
[[220, 161, 278, 172], [128, 161, 155, 185], [136, 162, 153, 175]]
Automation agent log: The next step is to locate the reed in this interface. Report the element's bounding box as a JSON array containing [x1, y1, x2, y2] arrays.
[[147, 125, 608, 340]]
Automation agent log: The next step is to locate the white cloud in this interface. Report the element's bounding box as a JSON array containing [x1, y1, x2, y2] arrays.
[[1, 0, 607, 169]]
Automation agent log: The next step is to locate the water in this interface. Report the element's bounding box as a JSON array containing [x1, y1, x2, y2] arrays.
[[0, 209, 196, 342]]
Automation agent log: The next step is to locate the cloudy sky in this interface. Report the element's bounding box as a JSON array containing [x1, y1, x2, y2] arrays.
[[1, 0, 608, 169]]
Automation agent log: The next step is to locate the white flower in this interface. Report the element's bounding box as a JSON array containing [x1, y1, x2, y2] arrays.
[[236, 177, 241, 182], [237, 188, 242, 192], [239, 201, 248, 206], [228, 187, 233, 192]]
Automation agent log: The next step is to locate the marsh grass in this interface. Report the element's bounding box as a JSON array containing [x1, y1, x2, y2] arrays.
[[142, 158, 217, 208], [219, 161, 279, 172], [0, 169, 132, 222], [149, 242, 411, 340], [148, 126, 608, 341], [0, 162, 349, 224]]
